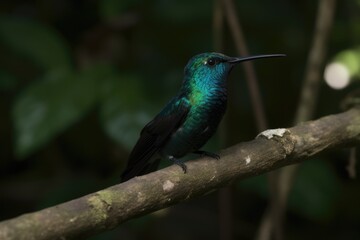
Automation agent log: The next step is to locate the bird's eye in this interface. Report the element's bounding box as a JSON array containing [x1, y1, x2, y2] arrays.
[[206, 58, 216, 66]]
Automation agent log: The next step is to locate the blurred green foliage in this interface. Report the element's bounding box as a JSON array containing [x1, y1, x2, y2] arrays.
[[0, 17, 71, 70], [100, 73, 154, 149], [0, 0, 359, 240]]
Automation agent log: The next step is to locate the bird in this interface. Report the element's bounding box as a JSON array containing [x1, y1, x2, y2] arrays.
[[121, 52, 285, 182]]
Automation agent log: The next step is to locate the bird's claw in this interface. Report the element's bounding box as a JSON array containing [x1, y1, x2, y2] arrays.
[[169, 156, 187, 173]]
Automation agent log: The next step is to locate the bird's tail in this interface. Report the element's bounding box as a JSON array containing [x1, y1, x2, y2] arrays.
[[120, 158, 161, 182]]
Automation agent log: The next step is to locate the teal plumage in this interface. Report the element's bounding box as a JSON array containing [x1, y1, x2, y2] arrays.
[[161, 53, 230, 158], [121, 52, 284, 182]]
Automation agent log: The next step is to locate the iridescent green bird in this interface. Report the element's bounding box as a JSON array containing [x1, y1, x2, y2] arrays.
[[121, 52, 284, 182]]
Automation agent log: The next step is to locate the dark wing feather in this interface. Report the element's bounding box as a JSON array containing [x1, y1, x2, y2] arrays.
[[121, 99, 189, 182]]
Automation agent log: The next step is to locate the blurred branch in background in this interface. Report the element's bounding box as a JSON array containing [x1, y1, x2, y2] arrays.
[[222, 0, 267, 131], [295, 0, 336, 123], [346, 148, 357, 179], [257, 0, 337, 239], [221, 1, 284, 239], [213, 1, 234, 240], [214, 0, 276, 238], [0, 107, 359, 240]]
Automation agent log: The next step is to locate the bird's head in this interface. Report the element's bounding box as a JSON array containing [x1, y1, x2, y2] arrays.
[[183, 52, 285, 86]]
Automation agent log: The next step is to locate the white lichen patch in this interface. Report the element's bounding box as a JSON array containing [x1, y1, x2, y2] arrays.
[[162, 180, 175, 192], [245, 156, 251, 165], [257, 128, 290, 139]]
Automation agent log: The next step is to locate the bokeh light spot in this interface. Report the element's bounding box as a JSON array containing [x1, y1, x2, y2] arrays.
[[324, 63, 350, 90]]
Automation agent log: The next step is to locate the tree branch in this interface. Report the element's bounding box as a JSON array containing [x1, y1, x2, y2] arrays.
[[1, 108, 360, 240]]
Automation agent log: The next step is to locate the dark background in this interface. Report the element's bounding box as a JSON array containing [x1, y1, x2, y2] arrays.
[[0, 0, 359, 239]]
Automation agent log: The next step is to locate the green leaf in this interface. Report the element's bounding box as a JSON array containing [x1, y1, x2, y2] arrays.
[[13, 65, 113, 158], [288, 160, 340, 221], [100, 74, 154, 149], [0, 16, 71, 71]]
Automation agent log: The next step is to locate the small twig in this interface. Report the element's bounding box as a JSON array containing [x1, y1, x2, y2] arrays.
[[213, 1, 234, 239], [222, 0, 268, 131], [295, 0, 337, 123], [218, 187, 234, 240], [346, 147, 357, 179], [255, 207, 273, 240]]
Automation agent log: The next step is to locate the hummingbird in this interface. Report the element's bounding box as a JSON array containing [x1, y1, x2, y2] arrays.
[[121, 52, 285, 182]]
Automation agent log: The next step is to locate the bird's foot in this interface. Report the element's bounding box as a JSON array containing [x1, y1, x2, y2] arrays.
[[169, 156, 187, 173], [193, 150, 220, 160]]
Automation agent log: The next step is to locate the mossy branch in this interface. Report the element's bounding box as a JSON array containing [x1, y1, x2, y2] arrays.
[[1, 108, 360, 240]]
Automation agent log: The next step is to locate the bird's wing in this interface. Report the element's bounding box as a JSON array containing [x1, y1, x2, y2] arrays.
[[121, 98, 189, 182]]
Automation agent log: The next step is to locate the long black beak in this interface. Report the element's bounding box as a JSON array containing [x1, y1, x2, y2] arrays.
[[227, 54, 286, 64]]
